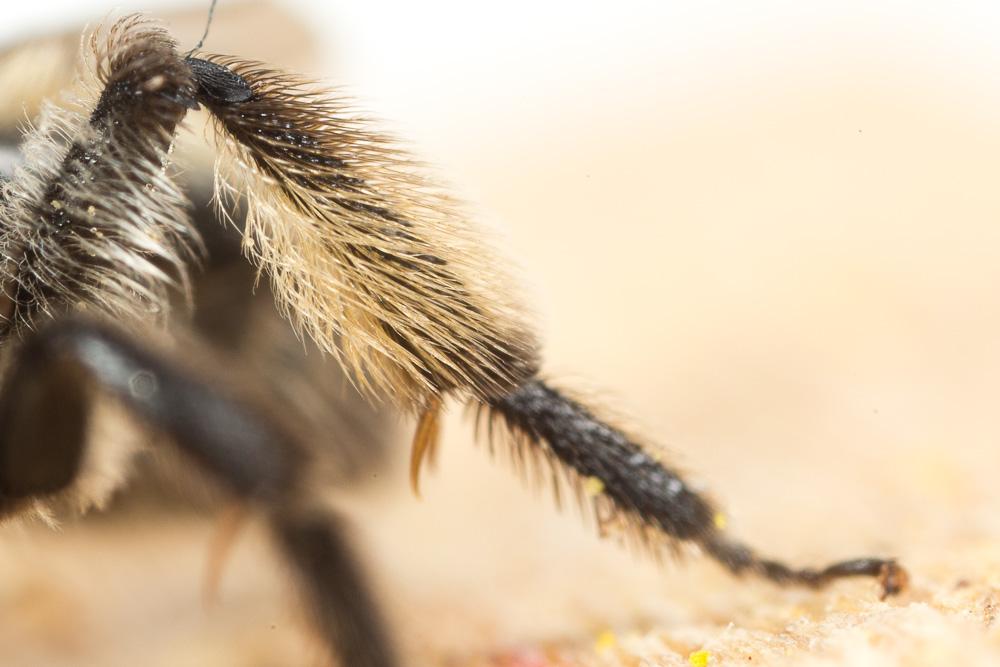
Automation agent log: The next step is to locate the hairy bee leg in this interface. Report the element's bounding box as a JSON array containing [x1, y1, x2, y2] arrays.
[[189, 53, 905, 597], [185, 178, 394, 484], [488, 379, 906, 597], [0, 317, 399, 667], [0, 18, 202, 337]]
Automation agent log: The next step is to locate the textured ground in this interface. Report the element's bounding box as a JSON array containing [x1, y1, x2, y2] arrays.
[[2, 2, 1000, 666]]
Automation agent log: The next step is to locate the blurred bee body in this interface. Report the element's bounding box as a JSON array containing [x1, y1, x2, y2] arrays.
[[0, 8, 905, 666]]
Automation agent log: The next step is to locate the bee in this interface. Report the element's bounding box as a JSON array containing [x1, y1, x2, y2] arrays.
[[0, 4, 906, 665]]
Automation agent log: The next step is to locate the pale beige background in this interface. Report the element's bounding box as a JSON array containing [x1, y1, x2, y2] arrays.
[[2, 2, 1000, 665]]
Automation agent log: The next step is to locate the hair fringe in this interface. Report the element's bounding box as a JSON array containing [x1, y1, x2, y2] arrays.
[[200, 56, 539, 410]]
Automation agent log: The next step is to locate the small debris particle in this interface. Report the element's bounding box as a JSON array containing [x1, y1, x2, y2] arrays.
[[144, 74, 166, 91], [584, 476, 605, 497], [713, 512, 728, 530], [594, 630, 616, 654], [878, 561, 910, 599], [50, 199, 63, 210], [689, 649, 711, 666]]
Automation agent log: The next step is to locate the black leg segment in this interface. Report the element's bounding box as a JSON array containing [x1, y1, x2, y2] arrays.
[[0, 317, 398, 667], [487, 378, 906, 597]]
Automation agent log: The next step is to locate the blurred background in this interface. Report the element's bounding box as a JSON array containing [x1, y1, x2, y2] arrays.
[[2, 1, 1000, 665]]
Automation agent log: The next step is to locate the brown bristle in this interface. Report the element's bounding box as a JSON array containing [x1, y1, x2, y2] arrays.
[[409, 396, 443, 496]]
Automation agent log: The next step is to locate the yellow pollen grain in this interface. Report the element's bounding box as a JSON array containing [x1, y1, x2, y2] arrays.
[[594, 630, 616, 653], [583, 476, 605, 497], [713, 512, 728, 530], [689, 649, 711, 666], [50, 199, 63, 209]]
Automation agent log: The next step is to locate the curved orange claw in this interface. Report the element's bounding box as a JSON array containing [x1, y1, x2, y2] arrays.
[[409, 397, 443, 497]]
